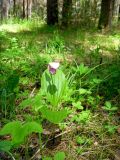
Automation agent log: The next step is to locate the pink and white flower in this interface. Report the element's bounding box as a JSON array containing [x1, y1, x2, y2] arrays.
[[48, 62, 60, 74]]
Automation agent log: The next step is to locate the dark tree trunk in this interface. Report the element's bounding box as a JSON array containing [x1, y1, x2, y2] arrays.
[[27, 0, 29, 19], [23, 0, 26, 19], [22, 0, 32, 19], [62, 0, 72, 26], [47, 0, 58, 25], [98, 0, 115, 29], [119, 4, 120, 21]]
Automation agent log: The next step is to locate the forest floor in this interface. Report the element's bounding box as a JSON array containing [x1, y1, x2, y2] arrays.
[[0, 20, 120, 160]]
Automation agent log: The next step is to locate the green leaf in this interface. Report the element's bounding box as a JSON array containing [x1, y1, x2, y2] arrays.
[[104, 125, 118, 134], [19, 98, 33, 108], [79, 88, 91, 95], [40, 107, 68, 124], [20, 92, 43, 111], [103, 101, 118, 111], [0, 141, 12, 152], [41, 69, 68, 107], [0, 121, 23, 145], [72, 102, 83, 110], [0, 121, 21, 136], [92, 78, 101, 84], [0, 121, 43, 146], [23, 122, 43, 137], [76, 136, 86, 145], [54, 152, 65, 160], [104, 106, 118, 111], [78, 110, 91, 124], [105, 101, 111, 108], [78, 63, 89, 75]]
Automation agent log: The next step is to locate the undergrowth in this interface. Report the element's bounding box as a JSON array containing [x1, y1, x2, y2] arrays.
[[0, 20, 120, 160]]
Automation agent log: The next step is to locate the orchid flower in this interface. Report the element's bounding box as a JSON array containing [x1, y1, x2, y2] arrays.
[[48, 62, 60, 74]]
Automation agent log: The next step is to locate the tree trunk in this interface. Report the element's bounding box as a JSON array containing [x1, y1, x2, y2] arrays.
[[13, 0, 16, 16], [119, 4, 120, 20], [98, 0, 115, 29], [0, 0, 3, 21], [62, 0, 72, 26], [27, 0, 32, 19], [27, 0, 29, 19], [23, 0, 25, 18], [47, 0, 58, 25], [1, 0, 9, 20]]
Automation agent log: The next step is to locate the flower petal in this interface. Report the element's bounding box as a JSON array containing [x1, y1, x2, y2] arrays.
[[49, 62, 60, 69]]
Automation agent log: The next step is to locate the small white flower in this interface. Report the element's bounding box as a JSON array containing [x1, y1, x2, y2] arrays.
[[94, 141, 98, 146], [48, 62, 60, 74]]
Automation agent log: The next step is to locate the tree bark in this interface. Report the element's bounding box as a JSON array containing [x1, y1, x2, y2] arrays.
[[13, 0, 16, 16], [23, 0, 32, 19], [98, 0, 115, 29], [27, 0, 32, 19], [0, 0, 3, 21], [119, 4, 120, 20], [27, 0, 29, 19], [47, 0, 58, 25], [1, 0, 9, 20], [23, 0, 26, 19], [62, 0, 72, 26]]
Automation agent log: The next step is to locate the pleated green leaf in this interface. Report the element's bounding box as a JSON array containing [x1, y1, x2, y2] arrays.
[[40, 106, 68, 124]]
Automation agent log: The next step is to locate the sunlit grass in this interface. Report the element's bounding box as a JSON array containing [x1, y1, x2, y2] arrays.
[[0, 19, 44, 33], [0, 20, 119, 68]]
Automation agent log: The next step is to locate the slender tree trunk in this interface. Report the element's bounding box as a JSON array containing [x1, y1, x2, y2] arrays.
[[23, 0, 26, 19], [93, 0, 97, 23], [0, 0, 3, 21], [27, 0, 32, 19], [62, 0, 72, 26], [114, 0, 120, 22], [47, 0, 58, 25], [119, 4, 120, 20], [13, 0, 16, 17], [28, 0, 32, 19], [27, 0, 29, 19], [98, 0, 115, 29]]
